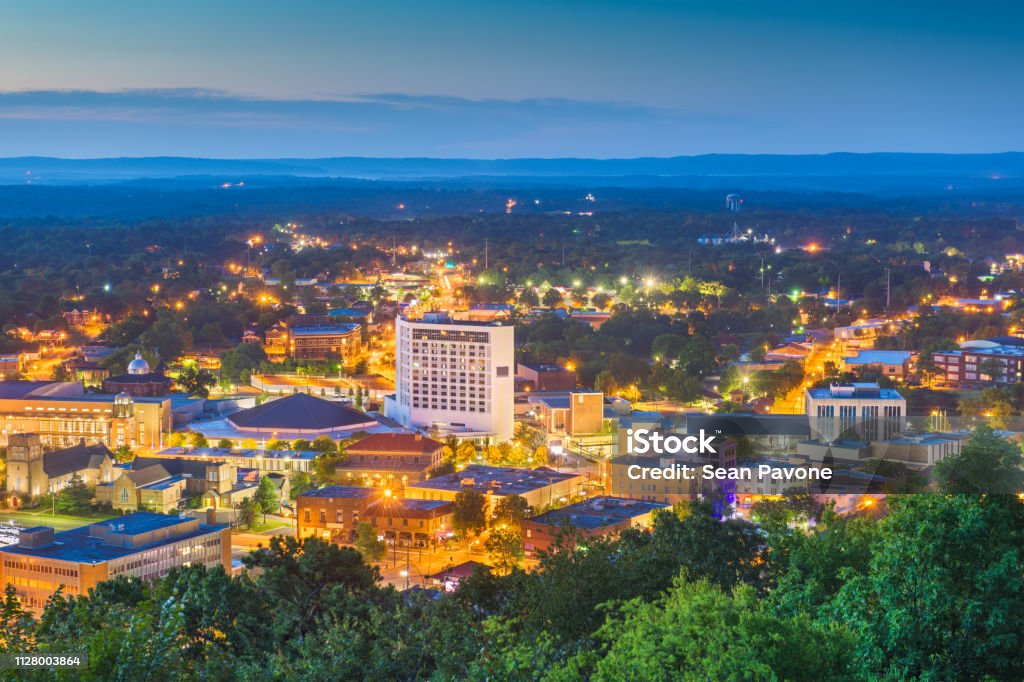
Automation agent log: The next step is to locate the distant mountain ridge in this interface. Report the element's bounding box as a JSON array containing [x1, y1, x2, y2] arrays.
[[2, 152, 1022, 185]]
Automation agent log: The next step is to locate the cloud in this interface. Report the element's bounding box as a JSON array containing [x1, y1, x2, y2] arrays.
[[0, 88, 755, 158]]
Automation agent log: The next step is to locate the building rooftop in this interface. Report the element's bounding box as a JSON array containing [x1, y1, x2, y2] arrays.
[[0, 512, 225, 564], [938, 344, 1024, 358], [399, 312, 510, 327], [299, 485, 378, 500], [346, 432, 444, 455], [806, 383, 905, 401], [365, 496, 454, 517], [0, 381, 76, 399], [409, 465, 582, 496], [289, 324, 361, 337], [845, 350, 913, 365], [156, 447, 319, 461], [519, 363, 571, 373], [227, 393, 378, 432], [526, 496, 669, 531], [42, 441, 114, 478]]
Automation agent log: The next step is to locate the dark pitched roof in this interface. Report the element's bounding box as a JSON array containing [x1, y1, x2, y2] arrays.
[[227, 393, 376, 431], [131, 457, 221, 479], [105, 373, 172, 385], [125, 464, 172, 487], [0, 381, 63, 399], [347, 432, 444, 456], [42, 442, 114, 478]]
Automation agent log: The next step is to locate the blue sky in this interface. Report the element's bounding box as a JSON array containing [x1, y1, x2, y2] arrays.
[[0, 0, 1020, 157]]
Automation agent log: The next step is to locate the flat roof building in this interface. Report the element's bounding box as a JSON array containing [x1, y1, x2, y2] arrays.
[[0, 511, 230, 612], [522, 496, 668, 556], [805, 383, 905, 443], [406, 464, 584, 513]]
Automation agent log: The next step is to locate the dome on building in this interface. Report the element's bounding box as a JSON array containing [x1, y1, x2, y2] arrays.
[[127, 352, 151, 375]]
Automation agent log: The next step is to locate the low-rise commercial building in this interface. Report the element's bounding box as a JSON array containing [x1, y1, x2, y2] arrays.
[[805, 383, 905, 443], [0, 512, 230, 612], [842, 350, 913, 380], [932, 341, 1024, 387], [531, 391, 604, 436], [516, 363, 577, 392], [337, 432, 444, 489], [522, 496, 668, 556], [406, 465, 585, 514], [297, 485, 377, 543], [364, 495, 454, 547]]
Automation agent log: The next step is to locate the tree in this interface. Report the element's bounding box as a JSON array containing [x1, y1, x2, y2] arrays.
[[114, 445, 136, 463], [219, 343, 267, 383], [241, 536, 380, 639], [238, 498, 260, 529], [542, 288, 564, 308], [177, 364, 216, 398], [934, 425, 1024, 494], [452, 490, 488, 540], [266, 439, 290, 451], [190, 432, 209, 449], [254, 476, 280, 519], [832, 495, 1024, 680], [493, 494, 530, 530], [353, 522, 386, 561], [485, 528, 524, 574], [216, 438, 233, 449], [454, 441, 477, 466], [311, 435, 337, 455], [312, 451, 345, 486], [594, 370, 618, 395], [140, 311, 192, 362], [0, 584, 35, 652], [557, 577, 855, 681], [55, 475, 94, 514], [289, 471, 314, 499]]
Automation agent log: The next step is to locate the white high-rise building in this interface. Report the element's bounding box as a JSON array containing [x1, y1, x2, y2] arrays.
[[385, 312, 514, 442]]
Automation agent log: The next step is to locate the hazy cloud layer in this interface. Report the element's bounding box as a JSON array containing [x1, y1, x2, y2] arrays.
[[0, 88, 1016, 158]]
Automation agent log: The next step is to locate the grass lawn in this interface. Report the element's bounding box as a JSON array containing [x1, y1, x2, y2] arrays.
[[246, 518, 294, 534], [0, 508, 116, 532]]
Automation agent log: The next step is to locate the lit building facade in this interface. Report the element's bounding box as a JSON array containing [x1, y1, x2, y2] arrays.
[[0, 512, 230, 612], [387, 313, 514, 441], [805, 383, 906, 443], [0, 381, 171, 450]]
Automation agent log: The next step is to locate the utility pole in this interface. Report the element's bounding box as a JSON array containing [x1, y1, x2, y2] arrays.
[[561, 241, 566, 266], [835, 273, 841, 324], [760, 255, 765, 290], [484, 238, 489, 270], [885, 268, 891, 313]]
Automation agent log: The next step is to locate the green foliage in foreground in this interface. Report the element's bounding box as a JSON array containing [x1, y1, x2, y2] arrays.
[[1, 495, 1023, 681]]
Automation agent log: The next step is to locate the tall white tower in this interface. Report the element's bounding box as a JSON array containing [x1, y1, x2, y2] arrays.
[[386, 312, 514, 442]]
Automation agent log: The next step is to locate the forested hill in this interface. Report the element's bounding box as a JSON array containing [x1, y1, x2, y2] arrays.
[[0, 152, 1022, 190]]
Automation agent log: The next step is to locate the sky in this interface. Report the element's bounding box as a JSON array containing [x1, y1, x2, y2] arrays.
[[0, 0, 1021, 158]]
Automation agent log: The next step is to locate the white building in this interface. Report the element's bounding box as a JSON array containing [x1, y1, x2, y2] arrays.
[[386, 312, 514, 442], [805, 383, 906, 443]]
